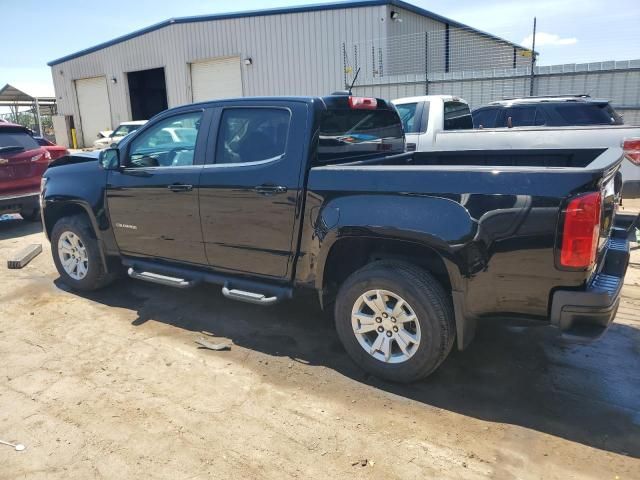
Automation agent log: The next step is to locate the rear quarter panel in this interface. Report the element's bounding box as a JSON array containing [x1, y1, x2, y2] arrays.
[[297, 164, 608, 320]]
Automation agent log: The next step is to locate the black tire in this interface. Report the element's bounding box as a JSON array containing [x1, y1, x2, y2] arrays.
[[51, 214, 115, 291], [334, 261, 455, 383], [20, 207, 40, 222]]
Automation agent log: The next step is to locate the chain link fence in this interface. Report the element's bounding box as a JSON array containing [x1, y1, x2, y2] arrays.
[[344, 27, 640, 125]]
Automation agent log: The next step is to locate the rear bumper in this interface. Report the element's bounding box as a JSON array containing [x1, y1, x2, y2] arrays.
[[550, 231, 630, 335], [0, 192, 39, 214]]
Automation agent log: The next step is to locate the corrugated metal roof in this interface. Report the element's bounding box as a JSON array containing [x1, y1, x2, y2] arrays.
[[47, 0, 528, 66]]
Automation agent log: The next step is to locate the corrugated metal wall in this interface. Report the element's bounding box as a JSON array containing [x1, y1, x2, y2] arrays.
[[51, 5, 389, 145], [51, 4, 529, 146]]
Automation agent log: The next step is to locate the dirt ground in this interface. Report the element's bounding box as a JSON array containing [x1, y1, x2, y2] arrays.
[[0, 205, 639, 479]]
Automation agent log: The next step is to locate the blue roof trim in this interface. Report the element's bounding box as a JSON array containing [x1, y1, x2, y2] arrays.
[[47, 0, 530, 66]]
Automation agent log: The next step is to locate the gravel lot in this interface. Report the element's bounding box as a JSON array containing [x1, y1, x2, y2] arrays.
[[0, 206, 639, 479]]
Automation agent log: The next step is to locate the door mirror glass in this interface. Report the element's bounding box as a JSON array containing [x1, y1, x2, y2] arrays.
[[99, 147, 120, 170]]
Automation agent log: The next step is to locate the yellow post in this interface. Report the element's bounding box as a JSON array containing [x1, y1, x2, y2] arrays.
[[70, 128, 78, 149]]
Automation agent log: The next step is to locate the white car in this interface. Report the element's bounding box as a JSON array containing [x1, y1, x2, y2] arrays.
[[392, 95, 640, 198], [93, 120, 147, 149]]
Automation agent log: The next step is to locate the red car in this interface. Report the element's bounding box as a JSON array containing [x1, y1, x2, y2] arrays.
[[34, 136, 69, 161], [0, 122, 51, 221]]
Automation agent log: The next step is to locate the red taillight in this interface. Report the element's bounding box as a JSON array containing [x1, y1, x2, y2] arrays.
[[560, 191, 602, 268], [623, 138, 640, 165], [348, 96, 377, 110]]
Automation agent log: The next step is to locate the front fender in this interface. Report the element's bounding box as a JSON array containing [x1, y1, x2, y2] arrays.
[[42, 157, 118, 269]]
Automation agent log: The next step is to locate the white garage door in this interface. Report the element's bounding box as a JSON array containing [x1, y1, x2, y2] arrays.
[[191, 57, 243, 103], [75, 76, 112, 147]]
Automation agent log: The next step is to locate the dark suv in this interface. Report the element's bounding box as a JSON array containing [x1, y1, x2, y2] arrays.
[[472, 95, 624, 129]]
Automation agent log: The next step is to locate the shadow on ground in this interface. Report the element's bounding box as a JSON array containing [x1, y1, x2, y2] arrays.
[[0, 215, 43, 241], [59, 276, 640, 459]]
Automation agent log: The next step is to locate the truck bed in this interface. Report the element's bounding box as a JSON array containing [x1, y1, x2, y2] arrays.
[[332, 146, 622, 172], [304, 146, 622, 327]]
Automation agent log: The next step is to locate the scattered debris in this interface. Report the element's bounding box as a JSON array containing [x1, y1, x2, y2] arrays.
[[0, 440, 25, 451], [201, 330, 216, 337], [195, 338, 231, 351], [351, 459, 369, 467], [7, 244, 42, 269]]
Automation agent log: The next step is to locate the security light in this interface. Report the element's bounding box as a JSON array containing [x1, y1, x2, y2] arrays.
[[390, 10, 402, 22]]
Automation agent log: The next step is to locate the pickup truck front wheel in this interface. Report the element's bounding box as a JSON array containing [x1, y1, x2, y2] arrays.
[[51, 215, 114, 291], [335, 261, 455, 383]]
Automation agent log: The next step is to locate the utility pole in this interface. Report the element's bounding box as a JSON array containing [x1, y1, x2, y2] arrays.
[[529, 17, 537, 96], [35, 98, 43, 136]]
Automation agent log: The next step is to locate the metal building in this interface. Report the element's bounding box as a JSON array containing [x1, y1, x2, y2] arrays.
[[48, 0, 529, 147]]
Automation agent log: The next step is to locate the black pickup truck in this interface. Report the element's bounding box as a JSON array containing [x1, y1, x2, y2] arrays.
[[41, 94, 634, 382]]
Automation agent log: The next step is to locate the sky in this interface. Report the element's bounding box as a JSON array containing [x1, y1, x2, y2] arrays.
[[1, 0, 639, 98]]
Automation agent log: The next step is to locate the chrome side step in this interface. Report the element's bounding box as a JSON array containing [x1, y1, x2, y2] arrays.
[[128, 268, 196, 289], [222, 285, 279, 305]]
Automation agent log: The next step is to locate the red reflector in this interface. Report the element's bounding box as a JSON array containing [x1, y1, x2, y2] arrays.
[[560, 192, 602, 268], [348, 96, 377, 110], [623, 137, 640, 165]]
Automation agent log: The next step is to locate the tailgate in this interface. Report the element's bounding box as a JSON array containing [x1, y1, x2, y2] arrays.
[[0, 149, 48, 196]]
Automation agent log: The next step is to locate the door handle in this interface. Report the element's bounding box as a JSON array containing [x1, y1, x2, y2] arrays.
[[168, 183, 193, 192], [254, 185, 288, 196]]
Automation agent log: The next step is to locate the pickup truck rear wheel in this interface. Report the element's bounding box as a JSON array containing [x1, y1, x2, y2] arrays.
[[335, 261, 455, 383], [51, 215, 114, 291]]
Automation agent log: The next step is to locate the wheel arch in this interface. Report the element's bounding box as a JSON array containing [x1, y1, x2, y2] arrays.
[[44, 200, 109, 272], [318, 234, 462, 299]]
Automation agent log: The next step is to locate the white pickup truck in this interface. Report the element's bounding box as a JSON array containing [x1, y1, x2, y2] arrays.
[[392, 95, 640, 198]]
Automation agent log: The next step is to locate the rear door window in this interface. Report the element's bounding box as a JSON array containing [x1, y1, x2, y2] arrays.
[[318, 109, 404, 163], [505, 106, 536, 127], [215, 108, 291, 164], [443, 101, 473, 130], [534, 107, 548, 126], [0, 128, 40, 152]]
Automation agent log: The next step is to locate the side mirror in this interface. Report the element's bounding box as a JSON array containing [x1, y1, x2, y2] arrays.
[[99, 147, 120, 170]]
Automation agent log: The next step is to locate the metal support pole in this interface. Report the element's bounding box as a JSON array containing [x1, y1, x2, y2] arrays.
[[35, 98, 43, 136], [445, 24, 450, 74], [424, 31, 429, 95], [342, 42, 347, 89], [529, 17, 537, 96]]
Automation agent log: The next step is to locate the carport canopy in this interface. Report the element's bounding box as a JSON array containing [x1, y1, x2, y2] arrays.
[[0, 83, 57, 134]]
